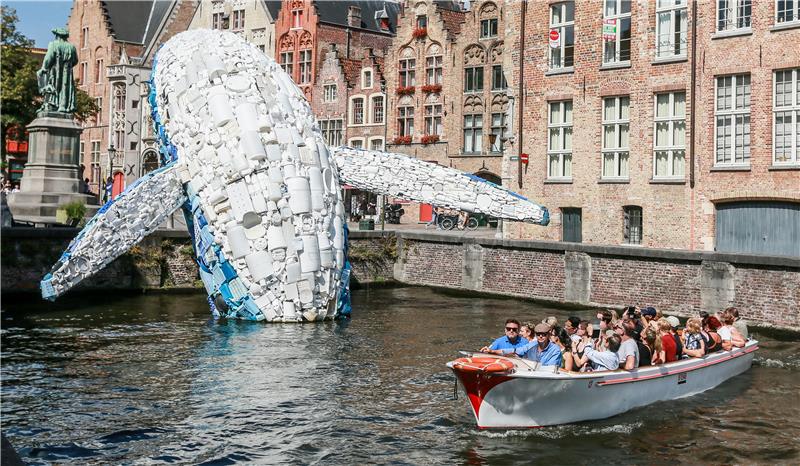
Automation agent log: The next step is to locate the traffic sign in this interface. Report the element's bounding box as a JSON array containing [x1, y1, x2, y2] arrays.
[[549, 29, 560, 48], [520, 153, 529, 165]]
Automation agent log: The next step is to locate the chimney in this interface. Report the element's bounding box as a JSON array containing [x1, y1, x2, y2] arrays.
[[347, 6, 362, 27]]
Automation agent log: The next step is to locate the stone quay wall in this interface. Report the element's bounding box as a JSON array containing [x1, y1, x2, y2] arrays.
[[2, 228, 798, 330]]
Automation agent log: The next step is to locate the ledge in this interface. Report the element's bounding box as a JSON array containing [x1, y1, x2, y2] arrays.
[[599, 62, 631, 71], [544, 179, 573, 184], [710, 165, 751, 172], [649, 178, 686, 185], [452, 153, 503, 158], [652, 56, 688, 65], [770, 21, 800, 32], [598, 178, 630, 184], [545, 67, 575, 76], [711, 28, 753, 40], [768, 164, 800, 171], [0, 227, 190, 239]]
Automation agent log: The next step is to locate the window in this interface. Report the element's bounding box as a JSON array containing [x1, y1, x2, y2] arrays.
[[212, 12, 225, 29], [548, 100, 573, 178], [372, 96, 384, 124], [623, 206, 643, 245], [370, 138, 384, 151], [94, 97, 103, 123], [351, 97, 364, 125], [292, 9, 303, 29], [299, 49, 312, 84], [654, 92, 686, 178], [777, 0, 800, 23], [280, 52, 293, 76], [480, 18, 498, 38], [602, 96, 630, 178], [80, 62, 87, 85], [320, 119, 343, 146], [464, 67, 484, 92], [90, 141, 101, 165], [655, 0, 687, 58], [490, 112, 506, 152], [362, 69, 373, 88], [562, 208, 582, 243], [550, 2, 575, 69], [79, 141, 85, 161], [717, 0, 751, 31], [603, 0, 632, 64], [773, 68, 800, 165], [426, 55, 443, 85], [399, 59, 415, 87], [491, 65, 507, 91], [232, 9, 245, 30], [95, 59, 103, 83], [398, 106, 414, 137], [425, 104, 443, 136], [416, 15, 427, 29], [324, 84, 337, 102], [81, 27, 88, 48], [715, 74, 751, 165], [463, 114, 483, 153], [350, 139, 364, 149], [114, 129, 124, 150]]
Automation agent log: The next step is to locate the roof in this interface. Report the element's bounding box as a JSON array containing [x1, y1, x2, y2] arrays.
[[340, 57, 362, 87], [263, 0, 282, 20], [101, 0, 173, 44], [434, 0, 463, 12], [314, 1, 400, 34], [436, 4, 466, 38]]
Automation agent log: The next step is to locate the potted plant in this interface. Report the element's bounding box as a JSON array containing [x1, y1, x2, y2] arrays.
[[412, 27, 427, 39], [421, 84, 442, 94], [395, 85, 415, 96], [421, 134, 440, 145], [392, 135, 412, 145], [57, 200, 87, 227]]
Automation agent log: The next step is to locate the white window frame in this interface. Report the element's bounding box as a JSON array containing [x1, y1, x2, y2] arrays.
[[490, 112, 507, 153], [292, 9, 303, 29], [81, 27, 89, 48], [232, 9, 245, 30], [601, 96, 630, 179], [397, 106, 414, 137], [602, 0, 632, 65], [717, 0, 751, 31], [323, 84, 337, 102], [548, 100, 573, 179], [714, 74, 751, 166], [653, 92, 686, 179], [280, 52, 293, 76], [463, 114, 483, 154], [773, 68, 800, 166], [320, 119, 343, 146], [369, 138, 384, 151], [370, 94, 384, 124], [426, 55, 443, 85], [424, 104, 443, 136], [549, 2, 575, 70], [362, 68, 373, 89], [399, 59, 416, 87], [299, 49, 312, 84], [776, 0, 800, 24], [349, 95, 366, 125], [348, 138, 365, 149], [655, 0, 688, 59], [80, 62, 87, 85]]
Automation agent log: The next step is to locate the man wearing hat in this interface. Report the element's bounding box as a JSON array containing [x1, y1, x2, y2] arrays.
[[496, 323, 563, 367], [38, 27, 78, 114]]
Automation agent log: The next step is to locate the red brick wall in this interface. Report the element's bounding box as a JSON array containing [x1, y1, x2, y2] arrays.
[[483, 248, 565, 301], [401, 240, 464, 288]]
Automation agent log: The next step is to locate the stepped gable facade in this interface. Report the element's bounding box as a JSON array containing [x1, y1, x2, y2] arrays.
[[188, 0, 282, 57], [503, 0, 799, 256], [273, 0, 398, 103]]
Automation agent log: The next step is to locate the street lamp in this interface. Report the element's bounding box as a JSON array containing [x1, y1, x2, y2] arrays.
[[106, 144, 117, 201]]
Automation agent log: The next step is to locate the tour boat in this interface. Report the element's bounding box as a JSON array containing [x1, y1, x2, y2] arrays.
[[447, 340, 758, 429]]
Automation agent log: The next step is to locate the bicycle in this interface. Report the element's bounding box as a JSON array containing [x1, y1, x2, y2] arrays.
[[438, 212, 479, 231]]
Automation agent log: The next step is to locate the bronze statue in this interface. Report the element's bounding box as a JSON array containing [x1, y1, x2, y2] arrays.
[[37, 27, 78, 114]]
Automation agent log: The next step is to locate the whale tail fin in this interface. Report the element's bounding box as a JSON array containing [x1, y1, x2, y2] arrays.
[[331, 147, 549, 225], [41, 162, 187, 300]]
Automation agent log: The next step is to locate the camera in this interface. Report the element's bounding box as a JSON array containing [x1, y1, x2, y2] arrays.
[[626, 306, 637, 319]]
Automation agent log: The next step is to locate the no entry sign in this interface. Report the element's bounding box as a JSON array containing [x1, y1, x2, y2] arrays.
[[520, 153, 529, 164], [549, 29, 560, 48]]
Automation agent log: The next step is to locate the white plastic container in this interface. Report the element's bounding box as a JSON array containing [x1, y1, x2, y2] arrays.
[[285, 261, 301, 283], [282, 301, 297, 321], [245, 250, 273, 281], [240, 131, 266, 160], [266, 144, 282, 162], [228, 225, 250, 259], [308, 167, 324, 212], [332, 217, 344, 249], [267, 224, 287, 250], [285, 176, 311, 214], [204, 54, 226, 80], [299, 235, 321, 272], [317, 231, 334, 267], [209, 91, 234, 127]]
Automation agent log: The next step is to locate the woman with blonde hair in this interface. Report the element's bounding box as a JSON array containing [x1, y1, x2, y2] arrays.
[[658, 318, 678, 362], [643, 327, 662, 365], [520, 322, 534, 341], [682, 317, 706, 358]]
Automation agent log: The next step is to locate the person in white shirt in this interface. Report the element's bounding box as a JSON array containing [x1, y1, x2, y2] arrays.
[[574, 334, 621, 371], [718, 309, 745, 351]]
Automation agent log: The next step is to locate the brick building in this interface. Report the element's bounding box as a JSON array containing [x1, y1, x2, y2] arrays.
[[502, 0, 800, 256], [67, 0, 196, 196], [188, 0, 281, 56]]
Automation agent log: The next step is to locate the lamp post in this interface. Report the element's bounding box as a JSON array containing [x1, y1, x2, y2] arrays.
[[488, 131, 511, 240], [106, 144, 117, 201]]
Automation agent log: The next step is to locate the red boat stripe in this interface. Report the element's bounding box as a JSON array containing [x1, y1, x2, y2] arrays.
[[596, 346, 758, 386], [454, 371, 513, 417]]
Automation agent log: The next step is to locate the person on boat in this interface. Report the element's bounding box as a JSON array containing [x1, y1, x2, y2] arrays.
[[499, 323, 563, 366], [718, 309, 746, 351], [666, 316, 684, 357], [614, 319, 640, 370], [658, 318, 679, 363], [701, 315, 723, 353], [639, 306, 657, 337], [594, 310, 614, 351], [565, 316, 581, 344], [520, 322, 534, 341], [640, 327, 661, 366], [682, 317, 706, 358], [728, 307, 749, 340], [550, 326, 575, 371], [572, 320, 592, 360], [542, 316, 559, 328], [480, 319, 529, 354], [573, 334, 621, 371]]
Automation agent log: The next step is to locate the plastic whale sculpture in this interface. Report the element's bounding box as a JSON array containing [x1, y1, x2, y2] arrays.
[[40, 30, 549, 322]]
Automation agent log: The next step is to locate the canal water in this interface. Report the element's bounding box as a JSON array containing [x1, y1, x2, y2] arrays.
[[2, 287, 798, 465]]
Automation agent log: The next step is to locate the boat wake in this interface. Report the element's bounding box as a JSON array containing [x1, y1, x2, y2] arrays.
[[476, 421, 644, 439], [754, 356, 800, 370]]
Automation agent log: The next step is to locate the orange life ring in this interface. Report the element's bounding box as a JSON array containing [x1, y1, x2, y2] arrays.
[[452, 356, 515, 373]]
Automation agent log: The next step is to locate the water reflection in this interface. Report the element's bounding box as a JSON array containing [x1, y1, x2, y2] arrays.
[[2, 287, 799, 464]]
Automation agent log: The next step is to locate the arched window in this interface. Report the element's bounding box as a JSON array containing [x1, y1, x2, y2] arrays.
[[279, 34, 295, 76], [463, 44, 486, 93], [398, 47, 416, 87], [141, 150, 159, 176], [479, 2, 499, 39], [298, 31, 313, 84], [112, 83, 126, 150], [425, 43, 442, 85]]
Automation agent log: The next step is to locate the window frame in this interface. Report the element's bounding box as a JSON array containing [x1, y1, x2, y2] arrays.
[[463, 113, 483, 154], [653, 91, 687, 179], [292, 9, 303, 29], [369, 138, 384, 151], [773, 68, 800, 166], [464, 66, 484, 93], [491, 65, 507, 91], [399, 58, 416, 87], [623, 206, 643, 245], [655, 0, 688, 59], [776, 0, 800, 23], [714, 74, 751, 166], [323, 84, 337, 102], [601, 96, 630, 179], [426, 55, 443, 85], [232, 9, 245, 30], [602, 0, 632, 65], [350, 96, 365, 125], [298, 49, 312, 84], [490, 112, 507, 153], [717, 0, 752, 32], [424, 103, 443, 136], [81, 27, 89, 48], [348, 138, 365, 149], [371, 95, 384, 124], [319, 119, 343, 146], [280, 51, 294, 76], [549, 1, 575, 70], [397, 106, 415, 137], [362, 68, 373, 89], [548, 100, 573, 179], [480, 18, 498, 39]]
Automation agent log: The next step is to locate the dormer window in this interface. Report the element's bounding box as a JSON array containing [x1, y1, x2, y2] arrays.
[[416, 15, 427, 29], [380, 17, 390, 31]]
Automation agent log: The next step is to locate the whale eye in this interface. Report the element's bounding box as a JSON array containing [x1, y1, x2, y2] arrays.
[[242, 212, 261, 229]]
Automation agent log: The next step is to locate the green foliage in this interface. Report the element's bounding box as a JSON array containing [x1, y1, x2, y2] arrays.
[[60, 200, 86, 221], [74, 87, 100, 123], [1, 6, 39, 134]]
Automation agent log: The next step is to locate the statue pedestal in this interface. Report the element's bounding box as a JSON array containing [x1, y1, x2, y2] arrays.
[[8, 113, 99, 224]]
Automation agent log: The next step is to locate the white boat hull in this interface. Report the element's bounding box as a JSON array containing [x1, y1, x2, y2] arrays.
[[449, 341, 758, 429]]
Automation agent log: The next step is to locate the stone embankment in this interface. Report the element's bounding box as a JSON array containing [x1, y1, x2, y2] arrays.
[[3, 228, 798, 329]]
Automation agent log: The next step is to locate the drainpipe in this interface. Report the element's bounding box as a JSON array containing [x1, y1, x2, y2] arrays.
[[346, 28, 351, 59], [690, 0, 697, 190], [517, 0, 526, 189]]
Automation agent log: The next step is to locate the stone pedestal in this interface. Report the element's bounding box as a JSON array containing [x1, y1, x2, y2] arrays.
[[8, 113, 98, 224]]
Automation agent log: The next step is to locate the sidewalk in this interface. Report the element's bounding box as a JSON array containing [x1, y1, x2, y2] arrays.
[[347, 221, 499, 238]]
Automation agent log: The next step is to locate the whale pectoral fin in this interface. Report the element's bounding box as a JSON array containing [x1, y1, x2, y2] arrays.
[[331, 147, 549, 225], [41, 162, 188, 300]]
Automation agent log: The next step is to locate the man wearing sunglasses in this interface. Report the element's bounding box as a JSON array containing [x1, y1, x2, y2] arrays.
[[480, 319, 528, 354], [491, 323, 563, 367]]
